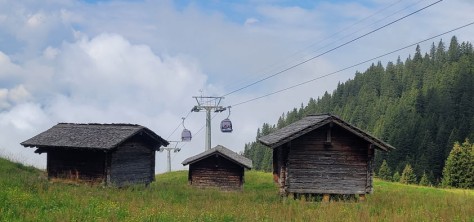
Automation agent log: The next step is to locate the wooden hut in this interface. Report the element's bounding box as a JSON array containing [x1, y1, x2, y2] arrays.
[[258, 114, 394, 200], [182, 145, 252, 191], [21, 123, 169, 186]]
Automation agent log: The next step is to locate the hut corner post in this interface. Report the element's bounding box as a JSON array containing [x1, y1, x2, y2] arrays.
[[360, 144, 375, 201], [366, 144, 375, 194], [273, 146, 287, 197]]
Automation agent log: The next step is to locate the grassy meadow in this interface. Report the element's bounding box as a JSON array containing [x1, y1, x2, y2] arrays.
[[0, 157, 473, 222]]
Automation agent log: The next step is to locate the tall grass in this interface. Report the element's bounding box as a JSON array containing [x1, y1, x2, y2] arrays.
[[0, 157, 473, 221]]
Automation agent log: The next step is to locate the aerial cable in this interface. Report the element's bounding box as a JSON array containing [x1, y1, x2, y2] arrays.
[[315, 0, 410, 45], [306, 0, 427, 58], [220, 0, 443, 98], [175, 113, 219, 150], [166, 110, 191, 140], [219, 0, 409, 92], [170, 113, 219, 163], [198, 0, 434, 106], [164, 0, 441, 146], [230, 21, 473, 108], [269, 0, 425, 75]]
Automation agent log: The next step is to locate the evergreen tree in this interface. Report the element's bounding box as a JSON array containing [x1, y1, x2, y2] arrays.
[[393, 171, 401, 182], [378, 160, 392, 181], [441, 139, 474, 188], [243, 36, 474, 178], [419, 172, 431, 186], [400, 164, 417, 184]]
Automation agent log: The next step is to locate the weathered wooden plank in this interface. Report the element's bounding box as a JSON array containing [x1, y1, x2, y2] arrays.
[[288, 181, 366, 187], [287, 176, 368, 182], [188, 154, 244, 190], [270, 123, 378, 196], [287, 166, 367, 172], [289, 156, 367, 163], [287, 188, 367, 195], [289, 160, 368, 167], [289, 182, 366, 188], [288, 174, 368, 181], [110, 139, 154, 186], [287, 150, 369, 156]]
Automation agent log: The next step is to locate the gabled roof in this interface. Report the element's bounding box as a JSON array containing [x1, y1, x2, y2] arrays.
[[258, 114, 394, 151], [20, 123, 169, 151], [182, 145, 253, 169]]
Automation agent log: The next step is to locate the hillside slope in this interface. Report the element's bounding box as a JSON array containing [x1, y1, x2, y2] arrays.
[[0, 157, 473, 221], [244, 36, 474, 184]]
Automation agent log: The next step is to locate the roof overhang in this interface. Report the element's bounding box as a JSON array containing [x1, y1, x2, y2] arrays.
[[258, 115, 394, 152], [182, 145, 253, 169]]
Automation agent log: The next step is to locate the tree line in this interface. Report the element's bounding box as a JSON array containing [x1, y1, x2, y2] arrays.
[[244, 36, 474, 187]]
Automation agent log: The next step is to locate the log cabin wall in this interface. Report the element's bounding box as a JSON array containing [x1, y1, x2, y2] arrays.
[[273, 144, 290, 195], [286, 124, 372, 194], [110, 136, 155, 186], [189, 155, 244, 191], [47, 149, 106, 181]]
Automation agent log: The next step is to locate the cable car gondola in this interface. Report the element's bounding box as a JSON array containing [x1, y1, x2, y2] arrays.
[[181, 128, 192, 141], [221, 118, 233, 132], [181, 117, 192, 141], [220, 106, 233, 133]]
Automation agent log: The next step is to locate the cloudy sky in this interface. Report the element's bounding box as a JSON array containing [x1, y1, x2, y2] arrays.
[[1, 0, 473, 172]]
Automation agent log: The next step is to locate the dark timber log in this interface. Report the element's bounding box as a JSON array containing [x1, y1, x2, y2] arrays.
[[110, 139, 155, 186], [259, 114, 393, 199], [21, 123, 168, 186], [183, 145, 252, 191], [189, 155, 244, 191]]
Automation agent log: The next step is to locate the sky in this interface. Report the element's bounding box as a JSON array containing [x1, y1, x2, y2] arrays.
[[1, 0, 473, 173]]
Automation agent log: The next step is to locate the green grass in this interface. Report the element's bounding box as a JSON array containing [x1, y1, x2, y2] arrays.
[[0, 157, 473, 221]]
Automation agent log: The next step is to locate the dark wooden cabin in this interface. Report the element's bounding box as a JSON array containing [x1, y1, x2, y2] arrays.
[[258, 114, 394, 200], [182, 145, 252, 191], [21, 123, 169, 186]]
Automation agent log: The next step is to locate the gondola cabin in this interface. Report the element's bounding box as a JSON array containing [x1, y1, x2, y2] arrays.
[[258, 114, 394, 201], [181, 128, 192, 141], [20, 123, 169, 186], [220, 118, 233, 133], [182, 145, 252, 191]]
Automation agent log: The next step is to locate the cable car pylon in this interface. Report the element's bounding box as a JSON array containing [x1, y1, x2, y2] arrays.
[[159, 141, 181, 172], [191, 95, 226, 151]]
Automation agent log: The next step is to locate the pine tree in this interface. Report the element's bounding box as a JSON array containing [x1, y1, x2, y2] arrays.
[[400, 164, 417, 184], [419, 172, 431, 186], [378, 160, 392, 181], [243, 36, 474, 178], [393, 171, 401, 182], [441, 139, 474, 188]]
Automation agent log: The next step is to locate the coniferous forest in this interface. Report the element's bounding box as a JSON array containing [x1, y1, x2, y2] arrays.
[[244, 36, 474, 185]]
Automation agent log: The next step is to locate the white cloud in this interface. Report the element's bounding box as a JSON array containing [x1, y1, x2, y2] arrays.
[[0, 0, 473, 173], [244, 18, 259, 26], [0, 52, 22, 79], [0, 32, 209, 171], [26, 12, 46, 27], [43, 46, 59, 60], [8, 85, 32, 104], [0, 89, 8, 109]]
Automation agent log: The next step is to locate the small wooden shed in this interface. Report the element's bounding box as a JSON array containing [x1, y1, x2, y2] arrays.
[[21, 123, 169, 186], [182, 145, 252, 191], [258, 114, 394, 200]]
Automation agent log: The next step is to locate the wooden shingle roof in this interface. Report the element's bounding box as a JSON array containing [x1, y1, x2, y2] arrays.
[[20, 123, 169, 151], [182, 145, 253, 169], [258, 114, 395, 151]]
